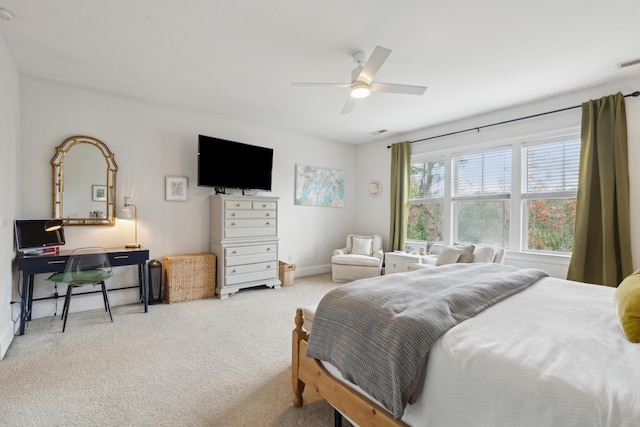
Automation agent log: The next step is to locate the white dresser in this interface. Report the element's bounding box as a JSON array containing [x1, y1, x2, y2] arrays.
[[210, 194, 281, 298]]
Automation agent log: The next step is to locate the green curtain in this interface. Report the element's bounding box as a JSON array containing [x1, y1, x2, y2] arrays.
[[567, 92, 632, 287], [389, 141, 411, 252]]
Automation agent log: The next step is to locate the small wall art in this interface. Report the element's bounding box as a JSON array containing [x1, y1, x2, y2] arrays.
[[92, 185, 106, 202], [165, 176, 188, 201], [294, 164, 344, 207]]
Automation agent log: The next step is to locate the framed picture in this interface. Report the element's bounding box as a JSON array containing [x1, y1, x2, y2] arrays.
[[165, 176, 188, 201], [92, 185, 107, 202], [294, 164, 344, 207]]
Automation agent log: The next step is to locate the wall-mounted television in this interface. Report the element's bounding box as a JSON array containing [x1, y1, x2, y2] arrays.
[[15, 219, 66, 253], [197, 134, 273, 192]]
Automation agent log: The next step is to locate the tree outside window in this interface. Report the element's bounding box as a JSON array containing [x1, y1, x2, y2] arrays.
[[408, 157, 444, 242]]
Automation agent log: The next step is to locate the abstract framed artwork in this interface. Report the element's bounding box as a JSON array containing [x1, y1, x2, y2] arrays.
[[294, 164, 344, 207], [165, 176, 188, 201]]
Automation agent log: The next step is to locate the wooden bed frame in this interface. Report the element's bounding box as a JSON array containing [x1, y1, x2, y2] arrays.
[[292, 308, 407, 427]]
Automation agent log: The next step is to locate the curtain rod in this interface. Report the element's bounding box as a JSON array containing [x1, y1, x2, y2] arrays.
[[387, 90, 640, 148]]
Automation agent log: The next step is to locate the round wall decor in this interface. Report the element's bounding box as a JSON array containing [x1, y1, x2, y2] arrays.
[[368, 179, 383, 197]]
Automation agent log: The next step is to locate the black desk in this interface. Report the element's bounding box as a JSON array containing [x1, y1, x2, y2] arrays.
[[17, 247, 150, 335]]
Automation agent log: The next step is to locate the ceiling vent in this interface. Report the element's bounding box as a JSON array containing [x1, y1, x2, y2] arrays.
[[370, 129, 388, 136], [617, 57, 640, 69], [0, 7, 14, 21]]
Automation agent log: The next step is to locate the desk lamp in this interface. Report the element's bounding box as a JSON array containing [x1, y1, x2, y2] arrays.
[[44, 219, 63, 232], [120, 197, 141, 248], [43, 219, 64, 253]]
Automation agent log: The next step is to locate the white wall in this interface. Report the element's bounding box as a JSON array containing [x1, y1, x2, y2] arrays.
[[15, 76, 356, 324], [0, 31, 20, 358], [355, 76, 640, 278]]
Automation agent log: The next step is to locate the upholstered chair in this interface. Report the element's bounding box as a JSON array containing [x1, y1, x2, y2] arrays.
[[331, 234, 384, 283]]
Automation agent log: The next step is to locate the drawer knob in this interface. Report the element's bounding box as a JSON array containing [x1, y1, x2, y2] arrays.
[[266, 248, 271, 251], [231, 250, 237, 254], [265, 222, 270, 225], [231, 269, 237, 273]]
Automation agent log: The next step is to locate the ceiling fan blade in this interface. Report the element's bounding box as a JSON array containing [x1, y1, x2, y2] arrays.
[[341, 95, 358, 114], [370, 82, 427, 95], [292, 82, 352, 88], [354, 46, 391, 85]]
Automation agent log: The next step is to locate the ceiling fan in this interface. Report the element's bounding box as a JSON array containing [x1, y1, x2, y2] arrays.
[[292, 46, 427, 114]]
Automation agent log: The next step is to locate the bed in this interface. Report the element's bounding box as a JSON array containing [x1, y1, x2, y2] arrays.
[[291, 263, 640, 427]]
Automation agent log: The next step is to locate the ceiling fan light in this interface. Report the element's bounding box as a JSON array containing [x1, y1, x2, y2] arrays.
[[351, 84, 370, 99]]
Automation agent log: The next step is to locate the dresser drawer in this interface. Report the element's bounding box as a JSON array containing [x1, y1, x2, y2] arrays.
[[226, 265, 278, 286], [226, 260, 277, 276], [225, 218, 277, 228], [224, 227, 277, 239], [225, 200, 252, 210], [225, 251, 277, 266], [252, 201, 277, 210], [226, 244, 277, 257], [225, 209, 276, 219]]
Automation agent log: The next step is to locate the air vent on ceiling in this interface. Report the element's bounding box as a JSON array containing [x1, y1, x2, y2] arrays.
[[370, 129, 388, 136], [0, 7, 14, 21], [617, 57, 640, 69]]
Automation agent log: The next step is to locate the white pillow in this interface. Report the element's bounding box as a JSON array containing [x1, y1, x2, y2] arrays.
[[351, 237, 373, 256], [435, 246, 462, 266], [454, 244, 475, 263], [472, 246, 496, 263]]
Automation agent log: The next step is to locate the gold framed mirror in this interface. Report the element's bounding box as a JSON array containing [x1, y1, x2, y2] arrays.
[[51, 135, 118, 226]]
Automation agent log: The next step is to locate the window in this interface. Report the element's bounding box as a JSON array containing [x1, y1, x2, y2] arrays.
[[452, 148, 511, 247], [406, 132, 580, 255], [522, 138, 579, 253], [408, 156, 445, 242]]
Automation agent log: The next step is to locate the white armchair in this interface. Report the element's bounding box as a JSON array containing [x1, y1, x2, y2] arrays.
[[331, 234, 384, 283]]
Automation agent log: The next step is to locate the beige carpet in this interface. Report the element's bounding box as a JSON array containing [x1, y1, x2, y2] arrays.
[[0, 273, 349, 426]]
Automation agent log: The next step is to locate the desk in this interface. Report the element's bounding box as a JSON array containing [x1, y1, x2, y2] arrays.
[[17, 247, 150, 335]]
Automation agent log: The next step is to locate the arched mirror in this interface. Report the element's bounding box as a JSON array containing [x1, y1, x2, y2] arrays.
[[51, 135, 117, 226]]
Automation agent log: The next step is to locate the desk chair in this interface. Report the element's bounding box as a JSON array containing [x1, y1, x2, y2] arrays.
[[47, 247, 114, 332]]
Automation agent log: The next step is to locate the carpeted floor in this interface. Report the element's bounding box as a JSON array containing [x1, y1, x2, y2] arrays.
[[0, 273, 349, 426]]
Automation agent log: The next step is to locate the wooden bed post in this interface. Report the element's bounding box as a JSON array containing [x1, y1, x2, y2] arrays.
[[292, 308, 307, 407], [291, 307, 405, 426]]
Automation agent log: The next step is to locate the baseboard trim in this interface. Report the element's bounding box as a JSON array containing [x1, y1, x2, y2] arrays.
[[0, 321, 15, 360], [295, 264, 331, 278]]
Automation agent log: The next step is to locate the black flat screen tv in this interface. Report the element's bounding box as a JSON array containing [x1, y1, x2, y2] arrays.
[[15, 219, 66, 253], [197, 134, 273, 191]]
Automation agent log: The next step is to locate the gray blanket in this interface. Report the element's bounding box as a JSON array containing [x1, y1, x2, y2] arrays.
[[306, 263, 548, 419]]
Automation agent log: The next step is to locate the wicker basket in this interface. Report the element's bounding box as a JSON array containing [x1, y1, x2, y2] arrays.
[[163, 253, 216, 303], [279, 261, 296, 286]]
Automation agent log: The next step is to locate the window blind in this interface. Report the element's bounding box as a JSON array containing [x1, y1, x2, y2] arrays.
[[453, 148, 511, 198], [523, 139, 579, 198]]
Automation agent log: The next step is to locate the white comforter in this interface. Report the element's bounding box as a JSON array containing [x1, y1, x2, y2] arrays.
[[325, 276, 640, 426]]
